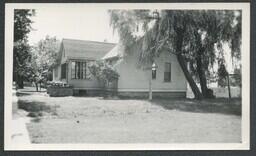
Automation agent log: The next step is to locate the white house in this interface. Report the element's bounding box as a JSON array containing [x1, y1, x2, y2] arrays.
[[53, 38, 187, 98]]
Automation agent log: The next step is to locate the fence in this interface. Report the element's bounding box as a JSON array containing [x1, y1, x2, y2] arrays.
[[187, 86, 241, 98]]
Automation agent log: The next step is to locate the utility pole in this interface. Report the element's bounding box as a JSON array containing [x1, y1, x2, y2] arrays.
[[148, 62, 157, 100], [227, 73, 231, 99], [149, 70, 152, 100]]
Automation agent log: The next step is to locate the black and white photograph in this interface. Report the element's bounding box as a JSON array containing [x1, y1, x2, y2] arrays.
[[4, 3, 250, 150]]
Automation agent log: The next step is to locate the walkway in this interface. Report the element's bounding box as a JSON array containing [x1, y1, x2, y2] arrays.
[[11, 88, 31, 144]]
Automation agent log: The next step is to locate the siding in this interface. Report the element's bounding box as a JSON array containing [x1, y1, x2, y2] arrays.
[[53, 39, 187, 94], [66, 60, 104, 89], [115, 48, 187, 92], [53, 65, 61, 81], [53, 44, 68, 83]]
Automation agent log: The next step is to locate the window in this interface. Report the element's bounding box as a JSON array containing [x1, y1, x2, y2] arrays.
[[164, 62, 171, 82], [71, 61, 90, 79], [54, 68, 58, 78], [152, 70, 156, 80], [61, 63, 66, 79]]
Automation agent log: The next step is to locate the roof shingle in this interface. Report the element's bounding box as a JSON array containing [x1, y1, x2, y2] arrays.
[[62, 38, 116, 60], [102, 44, 125, 60]]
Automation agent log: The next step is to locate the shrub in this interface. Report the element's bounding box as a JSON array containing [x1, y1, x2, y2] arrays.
[[88, 60, 119, 83], [47, 81, 72, 88]]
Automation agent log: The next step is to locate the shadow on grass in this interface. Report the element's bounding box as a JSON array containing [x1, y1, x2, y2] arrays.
[[21, 90, 46, 93], [150, 98, 241, 116], [98, 96, 122, 100], [18, 100, 51, 112], [16, 92, 32, 97], [31, 117, 41, 123], [17, 86, 47, 93], [17, 100, 58, 119]]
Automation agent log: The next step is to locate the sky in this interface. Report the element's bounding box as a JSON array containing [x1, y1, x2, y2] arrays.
[[28, 7, 119, 45], [27, 7, 236, 73]]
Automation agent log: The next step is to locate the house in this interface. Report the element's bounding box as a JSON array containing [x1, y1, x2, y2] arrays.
[[53, 38, 187, 98]]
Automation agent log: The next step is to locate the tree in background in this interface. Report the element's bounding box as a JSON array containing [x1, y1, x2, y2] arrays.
[[109, 10, 241, 99], [13, 9, 35, 89], [232, 67, 241, 87], [27, 36, 60, 91]]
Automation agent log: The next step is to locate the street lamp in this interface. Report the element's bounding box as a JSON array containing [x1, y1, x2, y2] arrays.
[[149, 62, 157, 100], [152, 62, 157, 80], [142, 10, 160, 100]]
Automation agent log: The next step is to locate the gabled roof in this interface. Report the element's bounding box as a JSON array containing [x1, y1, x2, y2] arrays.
[[102, 44, 125, 60], [62, 38, 116, 60]]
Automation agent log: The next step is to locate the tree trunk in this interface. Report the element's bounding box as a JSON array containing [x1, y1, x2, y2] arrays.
[[196, 55, 208, 97], [16, 74, 24, 89], [227, 74, 231, 99], [194, 31, 208, 98], [149, 70, 152, 100], [35, 82, 38, 92], [177, 53, 203, 100], [174, 28, 203, 100]]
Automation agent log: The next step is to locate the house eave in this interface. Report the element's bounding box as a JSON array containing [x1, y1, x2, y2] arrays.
[[66, 56, 96, 61]]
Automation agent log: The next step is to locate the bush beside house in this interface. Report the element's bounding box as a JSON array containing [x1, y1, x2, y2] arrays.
[[88, 61, 119, 96]]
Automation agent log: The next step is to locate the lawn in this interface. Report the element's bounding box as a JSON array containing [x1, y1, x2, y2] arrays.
[[15, 87, 241, 143]]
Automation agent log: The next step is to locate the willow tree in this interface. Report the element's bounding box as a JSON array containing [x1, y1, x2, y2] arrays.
[[182, 10, 241, 98], [109, 10, 241, 99]]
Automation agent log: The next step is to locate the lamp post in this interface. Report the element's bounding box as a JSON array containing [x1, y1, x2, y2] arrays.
[[152, 62, 157, 80], [149, 62, 157, 100], [141, 10, 159, 100]]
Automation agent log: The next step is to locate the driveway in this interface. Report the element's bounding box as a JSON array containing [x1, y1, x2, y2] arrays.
[[15, 87, 241, 143]]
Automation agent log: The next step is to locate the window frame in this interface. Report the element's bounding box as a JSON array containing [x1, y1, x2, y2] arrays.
[[164, 62, 171, 82], [71, 60, 91, 80], [61, 63, 67, 79], [54, 68, 58, 78]]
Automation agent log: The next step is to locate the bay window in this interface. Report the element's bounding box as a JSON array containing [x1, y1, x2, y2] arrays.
[[71, 61, 90, 79]]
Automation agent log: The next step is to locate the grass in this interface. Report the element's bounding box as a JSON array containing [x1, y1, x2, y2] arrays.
[[14, 87, 241, 143], [151, 98, 241, 116], [16, 87, 58, 117]]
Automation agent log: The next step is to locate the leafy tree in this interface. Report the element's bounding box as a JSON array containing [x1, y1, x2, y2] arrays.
[[109, 10, 241, 99], [13, 9, 35, 88], [27, 36, 60, 91]]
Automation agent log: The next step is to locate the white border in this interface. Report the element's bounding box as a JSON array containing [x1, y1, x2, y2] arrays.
[[5, 3, 250, 150]]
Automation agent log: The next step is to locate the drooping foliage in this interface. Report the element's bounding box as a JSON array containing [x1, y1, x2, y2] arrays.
[[13, 9, 35, 88], [109, 10, 241, 99]]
